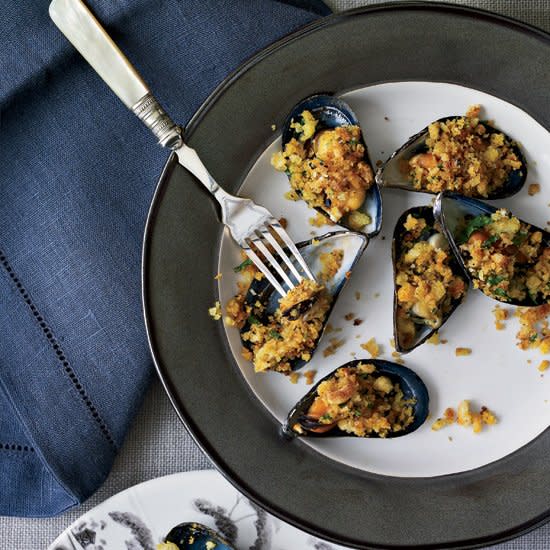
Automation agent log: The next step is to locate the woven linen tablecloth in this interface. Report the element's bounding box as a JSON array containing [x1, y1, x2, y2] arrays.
[[2, 1, 550, 549]]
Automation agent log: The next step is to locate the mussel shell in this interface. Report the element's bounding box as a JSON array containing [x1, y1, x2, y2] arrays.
[[281, 93, 382, 237], [434, 191, 550, 306], [392, 205, 469, 353], [283, 359, 429, 438], [164, 522, 235, 549], [240, 231, 368, 371], [375, 116, 527, 199]]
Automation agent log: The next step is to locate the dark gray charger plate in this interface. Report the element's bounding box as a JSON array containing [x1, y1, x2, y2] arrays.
[[142, 3, 550, 549]]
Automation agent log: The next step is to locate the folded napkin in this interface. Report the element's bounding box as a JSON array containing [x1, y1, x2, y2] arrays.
[[0, 0, 330, 518]]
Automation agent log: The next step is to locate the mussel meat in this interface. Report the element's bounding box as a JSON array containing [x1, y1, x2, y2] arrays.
[[229, 231, 367, 373], [392, 206, 468, 353], [434, 191, 550, 306], [161, 522, 235, 550], [376, 109, 527, 199], [273, 93, 382, 236], [284, 359, 429, 438]]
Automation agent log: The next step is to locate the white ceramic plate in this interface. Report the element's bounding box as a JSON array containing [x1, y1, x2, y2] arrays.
[[218, 81, 550, 478], [48, 470, 350, 550]]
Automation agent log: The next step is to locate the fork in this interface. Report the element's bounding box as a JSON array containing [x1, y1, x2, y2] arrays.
[[49, 0, 315, 297]]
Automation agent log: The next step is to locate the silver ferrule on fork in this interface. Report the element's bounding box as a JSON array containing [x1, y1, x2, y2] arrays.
[[132, 93, 183, 150]]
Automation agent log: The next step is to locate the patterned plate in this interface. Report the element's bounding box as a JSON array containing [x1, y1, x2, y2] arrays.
[[49, 470, 349, 550]]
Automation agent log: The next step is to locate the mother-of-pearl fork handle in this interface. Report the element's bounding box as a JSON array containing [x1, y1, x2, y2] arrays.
[[49, 0, 183, 150]]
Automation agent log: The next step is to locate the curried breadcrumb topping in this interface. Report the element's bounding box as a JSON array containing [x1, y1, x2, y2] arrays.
[[405, 106, 522, 197], [295, 362, 415, 437], [319, 249, 344, 282], [272, 109, 374, 226], [458, 209, 550, 304]]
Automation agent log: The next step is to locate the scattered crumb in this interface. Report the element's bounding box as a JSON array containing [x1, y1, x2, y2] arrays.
[[345, 270, 352, 279], [355, 291, 361, 301], [309, 211, 333, 227], [395, 357, 405, 365], [323, 338, 345, 357], [334, 327, 343, 333], [381, 235, 386, 240], [350, 351, 356, 357], [448, 436, 453, 442], [441, 338, 448, 344], [432, 401, 497, 434], [360, 337, 380, 358], [376, 159, 383, 167], [384, 116, 389, 121], [208, 301, 222, 320], [284, 189, 300, 201], [214, 272, 222, 280], [516, 305, 550, 354], [389, 338, 395, 350], [528, 359, 532, 364], [344, 312, 355, 321], [427, 333, 440, 345], [455, 347, 472, 357], [528, 183, 541, 196], [289, 372, 300, 384], [355, 334, 361, 339], [493, 305, 508, 330], [432, 407, 455, 431], [353, 318, 363, 326], [271, 123, 276, 131], [391, 351, 401, 358], [325, 323, 334, 334], [304, 370, 316, 385], [374, 292, 380, 298], [311, 238, 320, 246], [538, 360, 550, 372], [278, 217, 288, 229]]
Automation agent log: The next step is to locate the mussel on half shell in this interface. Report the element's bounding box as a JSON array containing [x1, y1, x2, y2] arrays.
[[375, 115, 527, 199], [277, 93, 382, 236], [162, 522, 235, 550], [239, 231, 367, 372], [434, 191, 550, 306], [392, 205, 469, 353], [283, 359, 429, 438]]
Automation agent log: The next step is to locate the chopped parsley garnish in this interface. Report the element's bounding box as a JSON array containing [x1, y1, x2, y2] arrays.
[[233, 258, 252, 272], [482, 234, 499, 249], [458, 215, 492, 244], [512, 231, 528, 246], [284, 168, 292, 177], [493, 288, 509, 299], [320, 414, 333, 422], [487, 274, 505, 286], [268, 330, 282, 340], [530, 334, 538, 343], [353, 409, 363, 417], [247, 315, 261, 325]]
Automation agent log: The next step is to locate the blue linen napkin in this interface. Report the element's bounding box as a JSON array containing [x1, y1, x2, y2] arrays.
[[0, 0, 329, 518]]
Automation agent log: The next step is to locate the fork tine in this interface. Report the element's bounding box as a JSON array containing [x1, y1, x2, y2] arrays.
[[251, 234, 296, 290], [261, 228, 304, 283], [269, 222, 316, 281], [244, 245, 287, 297]]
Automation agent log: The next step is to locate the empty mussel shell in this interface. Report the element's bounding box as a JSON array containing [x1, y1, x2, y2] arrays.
[[283, 359, 429, 438], [240, 231, 368, 372], [392, 205, 469, 353], [434, 191, 550, 306], [163, 522, 235, 549], [375, 116, 527, 199], [279, 93, 382, 236]]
